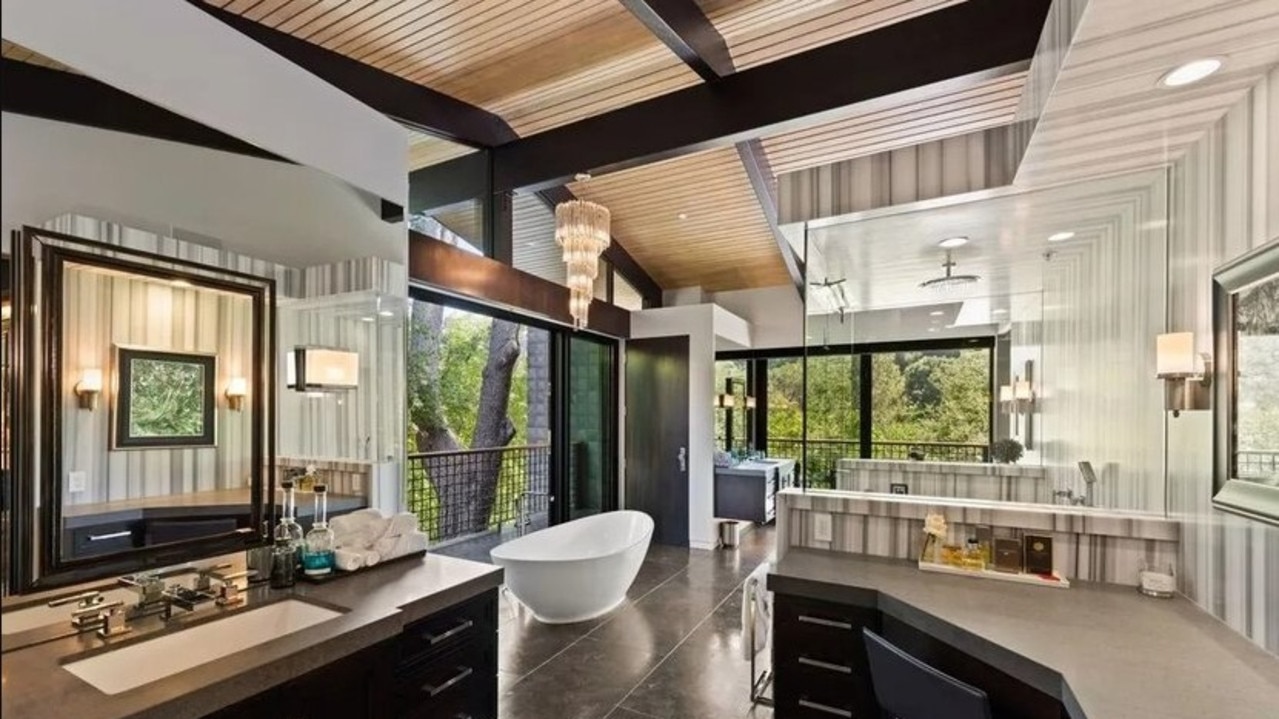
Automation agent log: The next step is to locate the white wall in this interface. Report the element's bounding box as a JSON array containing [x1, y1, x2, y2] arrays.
[[710, 286, 803, 349], [630, 304, 749, 549], [2, 113, 405, 267]]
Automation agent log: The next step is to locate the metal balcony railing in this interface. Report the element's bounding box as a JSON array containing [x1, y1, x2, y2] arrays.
[[764, 437, 990, 489], [406, 444, 550, 545]]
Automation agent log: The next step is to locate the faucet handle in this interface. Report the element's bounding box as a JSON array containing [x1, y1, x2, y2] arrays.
[[97, 607, 132, 638]]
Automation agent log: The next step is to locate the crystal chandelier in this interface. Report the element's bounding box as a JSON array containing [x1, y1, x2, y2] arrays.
[[555, 198, 611, 329]]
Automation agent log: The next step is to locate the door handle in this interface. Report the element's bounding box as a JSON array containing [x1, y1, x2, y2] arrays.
[[678, 446, 687, 472]]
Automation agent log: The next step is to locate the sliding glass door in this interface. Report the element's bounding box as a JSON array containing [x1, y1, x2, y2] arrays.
[[559, 336, 617, 520]]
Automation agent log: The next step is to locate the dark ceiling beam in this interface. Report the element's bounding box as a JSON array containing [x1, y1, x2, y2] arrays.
[[492, 0, 1049, 192], [618, 0, 734, 81], [0, 58, 286, 164], [535, 186, 663, 308], [188, 0, 517, 147], [736, 139, 804, 298]]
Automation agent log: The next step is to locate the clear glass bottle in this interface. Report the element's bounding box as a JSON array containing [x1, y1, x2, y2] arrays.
[[302, 484, 336, 576], [274, 479, 304, 563], [270, 537, 296, 588]]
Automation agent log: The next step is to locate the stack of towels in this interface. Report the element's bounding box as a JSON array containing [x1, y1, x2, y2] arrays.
[[329, 509, 429, 572]]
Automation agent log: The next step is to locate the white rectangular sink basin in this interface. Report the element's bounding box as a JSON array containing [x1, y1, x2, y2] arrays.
[[64, 599, 341, 695], [2, 589, 138, 635]]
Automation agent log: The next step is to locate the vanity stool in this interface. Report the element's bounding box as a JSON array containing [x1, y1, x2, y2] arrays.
[[863, 628, 992, 719]]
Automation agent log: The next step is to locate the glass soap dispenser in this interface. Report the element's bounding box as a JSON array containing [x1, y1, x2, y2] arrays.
[[302, 484, 336, 576]]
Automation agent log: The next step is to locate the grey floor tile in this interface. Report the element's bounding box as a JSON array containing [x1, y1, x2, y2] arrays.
[[498, 635, 661, 719], [605, 708, 661, 718], [499, 610, 594, 678]]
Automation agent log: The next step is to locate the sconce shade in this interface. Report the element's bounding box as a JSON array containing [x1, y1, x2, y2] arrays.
[[76, 368, 103, 410], [226, 377, 248, 411], [1157, 332, 1198, 377], [287, 348, 359, 391], [998, 385, 1013, 403], [745, 396, 757, 409], [715, 393, 736, 409], [1014, 380, 1033, 402]]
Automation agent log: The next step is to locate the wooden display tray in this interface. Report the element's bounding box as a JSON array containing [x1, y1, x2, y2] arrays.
[[298, 549, 427, 584], [918, 560, 1071, 589]]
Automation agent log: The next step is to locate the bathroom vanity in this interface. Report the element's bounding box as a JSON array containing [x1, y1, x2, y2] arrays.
[[714, 458, 795, 523], [0, 554, 503, 719], [768, 549, 1279, 719]]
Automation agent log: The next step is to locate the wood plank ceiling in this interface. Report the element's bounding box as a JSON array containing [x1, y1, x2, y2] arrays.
[[1, 39, 75, 72], [197, 0, 1019, 293]]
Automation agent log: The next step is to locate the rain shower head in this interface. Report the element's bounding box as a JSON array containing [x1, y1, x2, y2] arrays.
[[919, 250, 980, 289]]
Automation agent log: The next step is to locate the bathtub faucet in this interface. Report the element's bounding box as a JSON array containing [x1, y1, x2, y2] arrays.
[[515, 491, 550, 536]]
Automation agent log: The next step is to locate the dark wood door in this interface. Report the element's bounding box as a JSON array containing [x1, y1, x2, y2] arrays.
[[625, 336, 690, 546]]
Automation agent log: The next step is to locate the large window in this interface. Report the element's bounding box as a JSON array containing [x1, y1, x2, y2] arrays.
[[719, 338, 993, 488]]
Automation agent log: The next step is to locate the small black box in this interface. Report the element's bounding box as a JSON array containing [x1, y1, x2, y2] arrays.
[[1023, 534, 1054, 575]]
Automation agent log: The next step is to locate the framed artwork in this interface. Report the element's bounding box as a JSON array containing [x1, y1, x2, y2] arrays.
[[114, 348, 216, 449]]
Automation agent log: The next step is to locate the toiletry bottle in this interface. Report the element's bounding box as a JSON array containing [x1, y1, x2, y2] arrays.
[[302, 484, 336, 576], [270, 537, 296, 588], [962, 538, 985, 571], [275, 479, 304, 565]]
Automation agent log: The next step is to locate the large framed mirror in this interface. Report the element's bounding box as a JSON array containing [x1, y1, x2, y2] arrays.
[[1213, 238, 1279, 525], [7, 227, 276, 592]]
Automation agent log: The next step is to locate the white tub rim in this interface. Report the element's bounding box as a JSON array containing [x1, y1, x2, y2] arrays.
[[490, 510, 653, 564]]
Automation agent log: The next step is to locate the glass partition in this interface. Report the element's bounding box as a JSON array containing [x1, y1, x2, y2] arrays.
[[793, 168, 1170, 513]]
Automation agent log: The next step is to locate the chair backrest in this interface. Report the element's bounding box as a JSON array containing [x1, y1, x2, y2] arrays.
[[863, 628, 992, 719]]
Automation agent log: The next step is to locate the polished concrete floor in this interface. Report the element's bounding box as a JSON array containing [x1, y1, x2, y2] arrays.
[[438, 526, 776, 719]]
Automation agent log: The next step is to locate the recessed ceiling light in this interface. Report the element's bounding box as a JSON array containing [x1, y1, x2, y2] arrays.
[[938, 236, 969, 249], [928, 327, 939, 333], [992, 308, 1008, 316], [170, 279, 193, 288], [1048, 231, 1075, 242], [677, 212, 689, 220], [574, 172, 592, 182], [378, 310, 395, 317], [1160, 58, 1222, 88], [929, 310, 945, 317], [524, 241, 538, 247], [360, 316, 375, 323]]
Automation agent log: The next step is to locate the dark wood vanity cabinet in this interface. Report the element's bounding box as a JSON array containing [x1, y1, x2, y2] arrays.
[[772, 592, 880, 718], [203, 589, 498, 719]]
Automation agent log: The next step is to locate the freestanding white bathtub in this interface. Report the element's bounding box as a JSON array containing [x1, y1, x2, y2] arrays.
[[491, 510, 653, 624]]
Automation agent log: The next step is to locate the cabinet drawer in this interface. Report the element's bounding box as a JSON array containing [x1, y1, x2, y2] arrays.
[[67, 521, 139, 558], [399, 590, 497, 668], [773, 695, 860, 719], [394, 641, 496, 719], [775, 594, 876, 666], [776, 652, 872, 714]]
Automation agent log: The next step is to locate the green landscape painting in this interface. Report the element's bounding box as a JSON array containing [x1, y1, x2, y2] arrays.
[[115, 349, 216, 448]]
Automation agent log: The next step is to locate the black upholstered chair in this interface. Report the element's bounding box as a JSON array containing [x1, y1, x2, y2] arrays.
[[863, 627, 993, 719]]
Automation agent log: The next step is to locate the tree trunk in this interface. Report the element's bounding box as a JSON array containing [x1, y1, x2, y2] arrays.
[[464, 319, 521, 533]]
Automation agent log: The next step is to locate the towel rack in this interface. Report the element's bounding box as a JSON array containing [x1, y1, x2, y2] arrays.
[[749, 580, 774, 707]]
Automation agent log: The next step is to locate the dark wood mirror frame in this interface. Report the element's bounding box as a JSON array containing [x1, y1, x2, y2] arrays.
[[1212, 238, 1279, 527], [7, 227, 277, 593]]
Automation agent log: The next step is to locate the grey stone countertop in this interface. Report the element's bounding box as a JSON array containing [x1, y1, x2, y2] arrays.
[[0, 553, 503, 719], [769, 549, 1279, 719]]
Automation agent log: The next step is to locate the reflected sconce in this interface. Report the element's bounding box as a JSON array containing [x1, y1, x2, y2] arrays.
[[1156, 332, 1212, 417], [745, 395, 757, 410], [714, 393, 736, 409], [75, 368, 103, 411], [226, 377, 248, 411], [287, 347, 359, 392]]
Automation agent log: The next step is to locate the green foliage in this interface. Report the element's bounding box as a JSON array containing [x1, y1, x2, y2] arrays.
[[991, 438, 1024, 464], [128, 359, 206, 437]]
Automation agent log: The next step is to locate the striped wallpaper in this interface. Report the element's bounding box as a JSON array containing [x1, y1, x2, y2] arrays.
[[1167, 68, 1279, 656]]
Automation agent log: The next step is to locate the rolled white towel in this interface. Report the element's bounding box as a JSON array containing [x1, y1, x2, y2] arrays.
[[330, 508, 381, 536], [360, 549, 381, 567], [376, 531, 429, 561], [383, 512, 418, 538], [373, 535, 399, 559], [334, 548, 365, 572]]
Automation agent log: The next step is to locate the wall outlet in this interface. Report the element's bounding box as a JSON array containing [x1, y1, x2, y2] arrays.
[[68, 471, 87, 494], [812, 512, 833, 542]]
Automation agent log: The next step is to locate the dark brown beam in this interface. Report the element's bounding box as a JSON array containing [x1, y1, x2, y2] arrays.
[[736, 139, 803, 298], [409, 231, 631, 338], [492, 0, 1049, 192], [0, 59, 285, 164], [618, 0, 734, 81], [189, 0, 518, 147], [535, 186, 663, 308]]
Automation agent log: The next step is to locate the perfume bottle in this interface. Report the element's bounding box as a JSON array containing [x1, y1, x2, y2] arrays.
[[302, 484, 336, 576], [962, 538, 985, 571], [274, 479, 304, 561]]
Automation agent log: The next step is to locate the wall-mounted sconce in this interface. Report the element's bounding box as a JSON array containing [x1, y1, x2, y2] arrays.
[[714, 393, 736, 409], [745, 395, 757, 410], [286, 347, 359, 392], [1000, 362, 1036, 450], [1156, 332, 1212, 417], [75, 368, 103, 410], [226, 377, 248, 411]]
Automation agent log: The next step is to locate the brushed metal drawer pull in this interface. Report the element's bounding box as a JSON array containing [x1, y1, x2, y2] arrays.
[[87, 531, 132, 542], [798, 698, 853, 717], [797, 614, 853, 630], [424, 618, 474, 645], [423, 666, 473, 697], [798, 656, 853, 674]]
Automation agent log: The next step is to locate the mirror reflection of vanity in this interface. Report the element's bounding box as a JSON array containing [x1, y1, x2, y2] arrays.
[[7, 227, 276, 591]]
